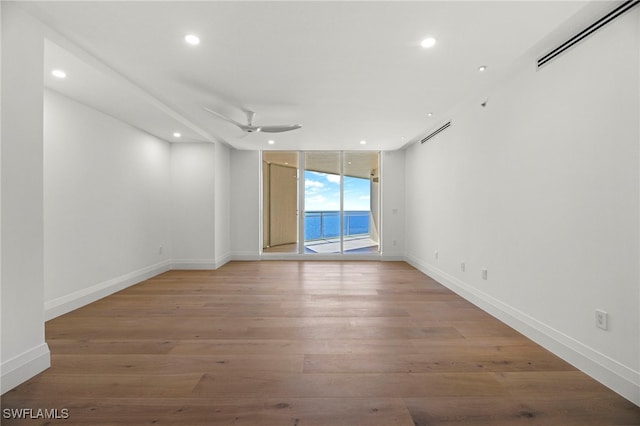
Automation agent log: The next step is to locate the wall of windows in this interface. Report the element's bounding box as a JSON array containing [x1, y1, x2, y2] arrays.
[[262, 151, 379, 255]]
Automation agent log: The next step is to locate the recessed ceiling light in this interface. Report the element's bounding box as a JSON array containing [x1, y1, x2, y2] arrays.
[[185, 34, 200, 46], [421, 37, 437, 49], [360, 140, 367, 145], [173, 132, 181, 138], [51, 69, 67, 79], [268, 140, 275, 145], [478, 65, 487, 72], [427, 112, 433, 117]]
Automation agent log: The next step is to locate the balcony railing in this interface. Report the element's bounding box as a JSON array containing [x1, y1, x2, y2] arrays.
[[304, 211, 369, 241]]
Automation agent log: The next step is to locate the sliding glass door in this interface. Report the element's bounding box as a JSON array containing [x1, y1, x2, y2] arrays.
[[342, 152, 379, 254], [304, 152, 342, 253], [262, 150, 379, 255], [303, 151, 379, 254]]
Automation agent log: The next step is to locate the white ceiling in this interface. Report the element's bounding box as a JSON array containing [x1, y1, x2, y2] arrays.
[[26, 1, 604, 151]]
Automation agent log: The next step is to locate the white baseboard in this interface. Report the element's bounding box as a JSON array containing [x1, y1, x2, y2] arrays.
[[171, 258, 216, 270], [1, 343, 50, 395], [232, 252, 261, 261], [44, 260, 171, 321], [405, 254, 640, 406], [214, 253, 232, 269], [380, 252, 405, 261]]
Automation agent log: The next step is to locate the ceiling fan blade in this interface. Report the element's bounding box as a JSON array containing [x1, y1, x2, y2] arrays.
[[204, 107, 301, 134], [258, 124, 302, 133], [203, 107, 245, 129]]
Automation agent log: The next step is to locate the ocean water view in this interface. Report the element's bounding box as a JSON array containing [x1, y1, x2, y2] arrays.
[[304, 211, 369, 241]]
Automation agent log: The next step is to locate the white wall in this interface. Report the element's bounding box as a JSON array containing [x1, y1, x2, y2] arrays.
[[381, 150, 405, 258], [1, 3, 50, 393], [405, 10, 640, 404], [43, 90, 171, 319], [230, 149, 261, 259], [170, 142, 233, 269], [214, 142, 231, 266], [170, 143, 216, 269]]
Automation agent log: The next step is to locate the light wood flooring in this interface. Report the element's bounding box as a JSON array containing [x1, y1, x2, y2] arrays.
[[2, 261, 639, 425]]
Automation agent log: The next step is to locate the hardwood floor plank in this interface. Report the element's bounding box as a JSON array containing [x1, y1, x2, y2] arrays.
[[46, 339, 177, 355], [244, 324, 463, 340], [5, 374, 201, 399], [46, 317, 251, 340], [303, 347, 575, 374], [2, 261, 638, 425], [405, 395, 640, 426], [405, 396, 542, 426], [49, 354, 304, 375], [494, 370, 621, 397], [191, 372, 507, 398], [169, 339, 423, 355], [1, 398, 415, 426], [412, 334, 535, 348]]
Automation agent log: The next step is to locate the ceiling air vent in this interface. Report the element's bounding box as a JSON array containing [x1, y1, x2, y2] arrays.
[[537, 0, 639, 69], [421, 121, 451, 144]]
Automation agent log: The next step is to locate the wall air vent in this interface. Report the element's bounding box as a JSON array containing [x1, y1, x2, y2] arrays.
[[537, 0, 639, 69], [421, 121, 451, 144]]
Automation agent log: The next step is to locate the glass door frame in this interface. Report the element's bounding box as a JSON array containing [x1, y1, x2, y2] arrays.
[[299, 151, 344, 254], [299, 151, 380, 255], [260, 150, 380, 256]]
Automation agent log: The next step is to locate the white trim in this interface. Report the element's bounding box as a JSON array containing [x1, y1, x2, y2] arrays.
[[214, 253, 232, 269], [406, 254, 640, 406], [1, 343, 50, 394], [380, 251, 405, 261], [298, 152, 305, 255], [232, 252, 261, 261], [44, 260, 171, 321], [171, 259, 217, 270]]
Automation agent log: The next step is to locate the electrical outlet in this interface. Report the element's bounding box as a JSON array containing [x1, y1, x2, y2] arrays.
[[595, 309, 608, 330], [158, 246, 163, 255], [460, 262, 465, 272], [434, 250, 439, 260], [392, 240, 397, 246], [481, 268, 488, 280]]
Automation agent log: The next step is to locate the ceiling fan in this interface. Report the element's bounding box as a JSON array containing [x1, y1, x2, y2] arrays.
[[203, 107, 301, 133]]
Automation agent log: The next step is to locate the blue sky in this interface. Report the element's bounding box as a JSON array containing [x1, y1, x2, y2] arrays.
[[304, 171, 370, 211]]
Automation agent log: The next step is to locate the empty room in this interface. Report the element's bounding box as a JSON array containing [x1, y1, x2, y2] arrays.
[[1, 1, 640, 424]]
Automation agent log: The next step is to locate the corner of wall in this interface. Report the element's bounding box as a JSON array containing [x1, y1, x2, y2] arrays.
[[214, 252, 232, 269], [1, 343, 50, 395], [1, 2, 49, 396]]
